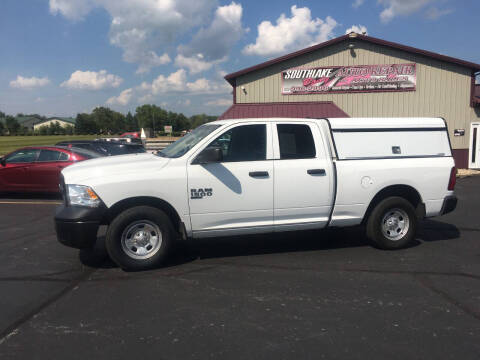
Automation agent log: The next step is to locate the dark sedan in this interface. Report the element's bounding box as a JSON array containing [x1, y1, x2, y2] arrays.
[[56, 140, 146, 156], [0, 146, 98, 193]]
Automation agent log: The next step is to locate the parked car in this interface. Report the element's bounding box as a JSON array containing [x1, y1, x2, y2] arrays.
[[0, 146, 98, 193], [56, 140, 146, 156], [120, 132, 140, 139], [55, 117, 457, 270]]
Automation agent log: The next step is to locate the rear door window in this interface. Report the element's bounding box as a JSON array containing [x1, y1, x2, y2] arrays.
[[37, 149, 62, 162], [277, 124, 316, 159]]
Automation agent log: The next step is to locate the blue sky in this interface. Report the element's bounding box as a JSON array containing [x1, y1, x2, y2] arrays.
[[0, 0, 478, 117]]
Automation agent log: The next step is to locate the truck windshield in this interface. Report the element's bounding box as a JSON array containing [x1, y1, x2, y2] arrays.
[[156, 124, 221, 158]]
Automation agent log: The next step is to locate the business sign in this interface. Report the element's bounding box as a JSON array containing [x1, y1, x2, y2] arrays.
[[282, 63, 416, 94], [164, 125, 172, 134]]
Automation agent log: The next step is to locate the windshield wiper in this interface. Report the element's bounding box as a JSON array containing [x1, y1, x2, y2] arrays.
[[155, 151, 167, 157]]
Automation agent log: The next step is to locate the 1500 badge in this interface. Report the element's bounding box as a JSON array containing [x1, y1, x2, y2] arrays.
[[191, 188, 213, 199]]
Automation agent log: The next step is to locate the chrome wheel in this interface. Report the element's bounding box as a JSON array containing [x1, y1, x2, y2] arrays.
[[120, 220, 162, 259], [381, 208, 410, 241]]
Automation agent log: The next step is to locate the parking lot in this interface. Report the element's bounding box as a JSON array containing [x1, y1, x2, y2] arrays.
[[0, 177, 478, 359]]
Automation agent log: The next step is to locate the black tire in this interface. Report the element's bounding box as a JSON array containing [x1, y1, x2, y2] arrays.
[[366, 196, 417, 250], [105, 206, 174, 270]]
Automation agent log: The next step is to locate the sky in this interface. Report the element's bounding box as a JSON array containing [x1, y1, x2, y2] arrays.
[[0, 0, 479, 117]]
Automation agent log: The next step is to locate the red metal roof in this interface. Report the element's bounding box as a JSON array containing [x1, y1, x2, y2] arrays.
[[218, 102, 349, 120], [225, 34, 480, 86]]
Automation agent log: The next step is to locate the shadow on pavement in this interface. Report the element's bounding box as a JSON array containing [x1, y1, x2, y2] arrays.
[[417, 219, 461, 242], [79, 220, 460, 270]]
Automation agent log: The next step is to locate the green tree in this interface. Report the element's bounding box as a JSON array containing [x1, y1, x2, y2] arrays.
[[75, 113, 98, 134], [135, 104, 167, 132], [189, 114, 216, 129], [125, 111, 138, 132], [91, 107, 126, 134], [0, 120, 4, 135], [5, 116, 21, 135]]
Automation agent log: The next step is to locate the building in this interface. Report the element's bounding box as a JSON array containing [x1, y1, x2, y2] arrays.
[[33, 117, 76, 131], [221, 32, 480, 169]]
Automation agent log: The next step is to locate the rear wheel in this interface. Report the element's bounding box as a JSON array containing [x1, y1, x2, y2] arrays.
[[366, 196, 417, 249], [106, 206, 174, 270]]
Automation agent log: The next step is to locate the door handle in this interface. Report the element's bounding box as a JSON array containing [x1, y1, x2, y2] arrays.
[[249, 171, 269, 178], [307, 169, 326, 176]]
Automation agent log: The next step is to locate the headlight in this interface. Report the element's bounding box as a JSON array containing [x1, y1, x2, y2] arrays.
[[67, 184, 101, 207]]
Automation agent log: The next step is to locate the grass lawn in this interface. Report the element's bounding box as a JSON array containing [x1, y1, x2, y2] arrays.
[[0, 135, 98, 156]]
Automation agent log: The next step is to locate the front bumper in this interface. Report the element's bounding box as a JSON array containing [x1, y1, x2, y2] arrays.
[[440, 195, 457, 215], [55, 204, 106, 249]]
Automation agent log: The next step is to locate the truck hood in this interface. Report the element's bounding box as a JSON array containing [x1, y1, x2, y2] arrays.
[[62, 153, 170, 184]]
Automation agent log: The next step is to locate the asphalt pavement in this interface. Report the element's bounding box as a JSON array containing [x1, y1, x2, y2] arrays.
[[0, 178, 479, 359]]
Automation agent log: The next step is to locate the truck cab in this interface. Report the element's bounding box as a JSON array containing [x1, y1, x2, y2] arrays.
[[55, 117, 456, 270]]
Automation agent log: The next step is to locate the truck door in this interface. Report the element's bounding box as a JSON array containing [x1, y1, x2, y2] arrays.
[[187, 122, 274, 236], [273, 122, 334, 230]]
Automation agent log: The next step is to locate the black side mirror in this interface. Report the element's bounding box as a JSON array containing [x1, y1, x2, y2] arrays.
[[193, 147, 223, 164], [0, 157, 5, 167]]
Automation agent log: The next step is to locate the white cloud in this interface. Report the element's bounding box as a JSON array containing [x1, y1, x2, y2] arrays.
[[49, 0, 96, 21], [425, 6, 453, 20], [378, 0, 433, 23], [10, 75, 50, 89], [61, 70, 123, 90], [177, 99, 191, 106], [243, 6, 338, 57], [137, 69, 230, 100], [106, 88, 133, 106], [345, 25, 368, 35], [352, 0, 364, 8], [174, 54, 215, 74], [135, 53, 171, 75], [206, 98, 232, 106], [50, 0, 216, 73], [177, 2, 245, 64]]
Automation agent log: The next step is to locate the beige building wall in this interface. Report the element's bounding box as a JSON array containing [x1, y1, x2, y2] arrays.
[[34, 119, 74, 131], [234, 41, 480, 150]]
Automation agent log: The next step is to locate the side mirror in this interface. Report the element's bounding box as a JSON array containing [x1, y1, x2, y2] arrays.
[[193, 147, 223, 165], [0, 157, 5, 167]]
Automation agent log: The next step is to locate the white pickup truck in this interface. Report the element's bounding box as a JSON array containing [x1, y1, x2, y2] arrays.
[[55, 117, 457, 270]]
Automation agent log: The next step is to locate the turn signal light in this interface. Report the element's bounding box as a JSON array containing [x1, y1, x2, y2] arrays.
[[448, 166, 456, 191]]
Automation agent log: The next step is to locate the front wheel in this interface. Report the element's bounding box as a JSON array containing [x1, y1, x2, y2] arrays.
[[366, 196, 418, 249], [106, 206, 174, 270]]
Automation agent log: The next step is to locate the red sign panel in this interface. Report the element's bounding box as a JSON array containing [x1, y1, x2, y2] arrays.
[[282, 63, 416, 95]]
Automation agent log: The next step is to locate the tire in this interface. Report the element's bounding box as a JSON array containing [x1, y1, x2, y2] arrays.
[[366, 196, 417, 250], [105, 206, 174, 270]]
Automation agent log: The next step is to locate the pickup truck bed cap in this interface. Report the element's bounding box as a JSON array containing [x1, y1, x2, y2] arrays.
[[327, 117, 446, 130]]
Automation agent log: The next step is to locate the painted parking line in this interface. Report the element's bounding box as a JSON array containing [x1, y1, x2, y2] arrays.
[[0, 201, 62, 205]]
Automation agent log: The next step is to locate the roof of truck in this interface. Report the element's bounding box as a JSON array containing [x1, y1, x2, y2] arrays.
[[328, 117, 446, 130], [211, 117, 446, 129]]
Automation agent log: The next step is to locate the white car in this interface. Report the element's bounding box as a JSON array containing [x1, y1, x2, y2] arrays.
[[55, 117, 457, 270]]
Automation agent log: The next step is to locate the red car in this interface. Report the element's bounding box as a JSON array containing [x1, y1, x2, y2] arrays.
[[120, 132, 139, 139], [0, 146, 98, 193]]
